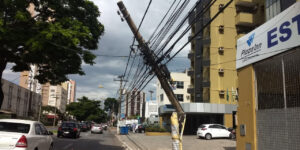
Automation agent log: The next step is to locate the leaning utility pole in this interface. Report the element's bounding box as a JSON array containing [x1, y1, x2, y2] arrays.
[[114, 75, 127, 134], [117, 1, 185, 149]]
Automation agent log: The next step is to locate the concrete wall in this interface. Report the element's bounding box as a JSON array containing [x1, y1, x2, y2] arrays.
[[1, 79, 41, 119]]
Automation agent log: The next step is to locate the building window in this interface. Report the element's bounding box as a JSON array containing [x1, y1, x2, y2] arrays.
[[176, 81, 184, 89], [160, 94, 164, 102], [50, 89, 55, 92], [175, 94, 184, 102]]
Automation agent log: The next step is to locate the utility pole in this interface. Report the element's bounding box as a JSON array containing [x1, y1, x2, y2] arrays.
[[114, 75, 127, 134], [51, 94, 59, 128], [117, 1, 185, 149]]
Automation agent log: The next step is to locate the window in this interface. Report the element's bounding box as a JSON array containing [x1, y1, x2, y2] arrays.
[[0, 122, 30, 133], [51, 89, 55, 92], [160, 94, 164, 102], [175, 94, 184, 102], [175, 81, 184, 89], [35, 124, 42, 135], [38, 124, 49, 135], [255, 48, 300, 109]]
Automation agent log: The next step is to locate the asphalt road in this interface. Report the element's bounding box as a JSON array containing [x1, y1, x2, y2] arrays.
[[52, 129, 125, 150]]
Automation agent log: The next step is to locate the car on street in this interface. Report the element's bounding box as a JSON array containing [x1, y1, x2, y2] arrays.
[[57, 122, 80, 138], [0, 119, 54, 150], [136, 124, 145, 133], [91, 124, 103, 134], [80, 123, 89, 132], [197, 124, 233, 140]]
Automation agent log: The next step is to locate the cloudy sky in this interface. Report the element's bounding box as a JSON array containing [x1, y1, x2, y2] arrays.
[[3, 0, 196, 101]]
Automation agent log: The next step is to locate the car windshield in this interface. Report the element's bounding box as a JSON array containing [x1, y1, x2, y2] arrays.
[[62, 123, 76, 128], [199, 125, 206, 128], [0, 122, 30, 133]]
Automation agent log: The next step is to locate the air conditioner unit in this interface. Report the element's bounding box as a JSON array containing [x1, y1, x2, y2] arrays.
[[219, 4, 224, 11], [218, 47, 224, 53], [218, 68, 224, 74], [219, 90, 225, 95], [219, 25, 224, 33]]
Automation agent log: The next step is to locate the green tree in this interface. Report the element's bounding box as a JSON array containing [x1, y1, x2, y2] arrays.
[[104, 97, 118, 115], [66, 96, 107, 123], [0, 0, 104, 108]]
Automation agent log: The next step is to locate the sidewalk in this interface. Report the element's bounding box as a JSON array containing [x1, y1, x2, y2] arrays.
[[112, 127, 236, 150]]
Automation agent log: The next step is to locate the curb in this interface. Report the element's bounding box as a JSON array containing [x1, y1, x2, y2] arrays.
[[110, 128, 147, 150]]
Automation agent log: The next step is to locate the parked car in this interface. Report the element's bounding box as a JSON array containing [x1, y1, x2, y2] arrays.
[[57, 122, 80, 138], [0, 119, 54, 150], [227, 127, 236, 139], [136, 124, 145, 133], [91, 124, 103, 134], [197, 124, 233, 140], [80, 123, 88, 132]]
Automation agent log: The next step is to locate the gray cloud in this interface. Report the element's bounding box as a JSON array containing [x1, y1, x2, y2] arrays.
[[3, 0, 196, 101]]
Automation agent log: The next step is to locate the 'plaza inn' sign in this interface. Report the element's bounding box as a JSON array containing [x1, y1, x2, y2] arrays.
[[236, 2, 300, 69]]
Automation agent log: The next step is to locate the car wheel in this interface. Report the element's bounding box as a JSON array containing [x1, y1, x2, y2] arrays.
[[229, 133, 236, 139], [205, 133, 212, 140]]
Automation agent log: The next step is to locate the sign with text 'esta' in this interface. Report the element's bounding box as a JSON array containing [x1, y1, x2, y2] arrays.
[[236, 2, 300, 69]]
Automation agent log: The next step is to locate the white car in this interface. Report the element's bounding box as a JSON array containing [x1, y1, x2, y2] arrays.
[[91, 124, 103, 134], [0, 119, 54, 150], [197, 124, 233, 140]]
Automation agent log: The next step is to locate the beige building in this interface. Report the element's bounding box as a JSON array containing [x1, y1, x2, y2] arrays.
[[1, 79, 41, 119], [156, 71, 191, 106], [20, 68, 75, 113]]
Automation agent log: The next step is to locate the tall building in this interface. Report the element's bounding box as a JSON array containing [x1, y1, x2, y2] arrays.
[[145, 100, 158, 119], [20, 68, 75, 113], [124, 90, 146, 118], [165, 0, 239, 134], [236, 1, 299, 150], [48, 85, 68, 113]]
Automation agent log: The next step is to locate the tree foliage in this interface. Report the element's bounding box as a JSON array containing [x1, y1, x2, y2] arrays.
[[0, 0, 104, 108], [104, 97, 118, 115], [66, 96, 107, 123]]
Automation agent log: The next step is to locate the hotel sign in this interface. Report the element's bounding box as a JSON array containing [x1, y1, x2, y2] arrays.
[[236, 2, 300, 69]]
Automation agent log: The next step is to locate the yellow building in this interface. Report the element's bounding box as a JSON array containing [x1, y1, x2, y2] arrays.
[[186, 0, 239, 131], [236, 1, 300, 150]]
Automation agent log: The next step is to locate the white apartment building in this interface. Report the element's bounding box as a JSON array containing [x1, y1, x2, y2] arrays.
[[145, 100, 158, 118], [156, 71, 190, 107]]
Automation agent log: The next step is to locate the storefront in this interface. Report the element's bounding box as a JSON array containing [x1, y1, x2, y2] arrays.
[[236, 2, 300, 150]]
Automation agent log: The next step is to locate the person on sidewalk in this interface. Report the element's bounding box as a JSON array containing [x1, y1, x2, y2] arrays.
[[132, 123, 136, 133]]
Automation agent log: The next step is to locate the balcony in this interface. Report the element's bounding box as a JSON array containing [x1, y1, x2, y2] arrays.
[[189, 11, 195, 25], [187, 68, 194, 76], [236, 12, 255, 27], [235, 0, 257, 9], [202, 59, 210, 66], [202, 81, 210, 87], [202, 38, 211, 46], [187, 85, 194, 94], [188, 51, 194, 59]]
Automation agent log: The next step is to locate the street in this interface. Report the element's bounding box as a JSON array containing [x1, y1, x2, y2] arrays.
[[53, 130, 125, 150]]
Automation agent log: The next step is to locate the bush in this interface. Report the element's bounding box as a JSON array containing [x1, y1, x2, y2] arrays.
[[145, 125, 167, 132]]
